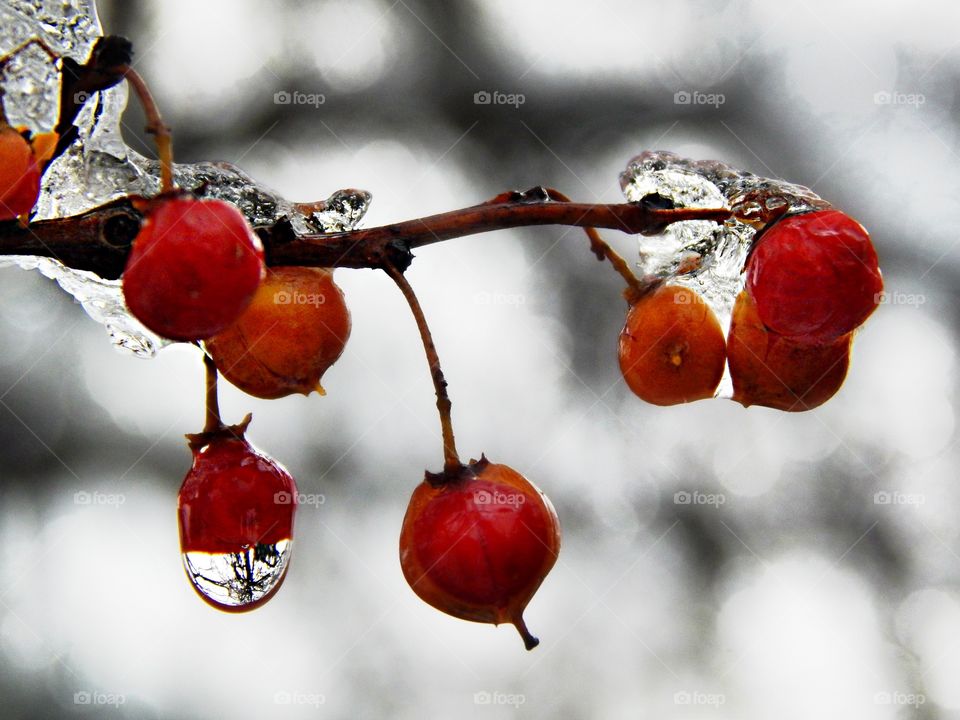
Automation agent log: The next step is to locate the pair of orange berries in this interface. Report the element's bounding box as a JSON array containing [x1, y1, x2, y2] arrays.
[[120, 195, 351, 399], [618, 210, 883, 411]]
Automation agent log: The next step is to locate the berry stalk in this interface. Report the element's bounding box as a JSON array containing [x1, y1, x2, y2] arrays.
[[202, 352, 223, 433], [120, 67, 173, 193], [384, 262, 461, 476]]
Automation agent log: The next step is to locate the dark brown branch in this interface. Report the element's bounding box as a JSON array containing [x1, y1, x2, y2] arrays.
[[0, 193, 731, 280]]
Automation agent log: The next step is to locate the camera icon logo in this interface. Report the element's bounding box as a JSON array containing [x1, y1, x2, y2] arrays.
[[274, 91, 292, 105], [74, 491, 91, 505], [474, 691, 492, 705], [274, 491, 294, 505], [674, 90, 692, 105], [474, 90, 492, 105], [873, 91, 891, 105], [74, 691, 92, 705], [274, 291, 292, 305], [674, 491, 692, 505], [474, 490, 492, 505]]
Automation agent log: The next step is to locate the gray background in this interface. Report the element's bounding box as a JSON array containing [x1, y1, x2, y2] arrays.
[[0, 1, 955, 718]]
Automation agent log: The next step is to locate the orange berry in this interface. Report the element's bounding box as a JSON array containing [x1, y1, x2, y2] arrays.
[[727, 290, 851, 411], [618, 285, 726, 405], [205, 266, 351, 399], [0, 125, 42, 221]]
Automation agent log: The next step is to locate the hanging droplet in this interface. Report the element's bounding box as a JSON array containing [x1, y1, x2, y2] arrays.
[[178, 423, 297, 612]]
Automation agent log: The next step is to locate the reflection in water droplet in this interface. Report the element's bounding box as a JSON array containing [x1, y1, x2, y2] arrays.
[[182, 540, 292, 611]]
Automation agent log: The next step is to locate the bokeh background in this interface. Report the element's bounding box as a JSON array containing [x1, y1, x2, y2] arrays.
[[0, 0, 956, 718]]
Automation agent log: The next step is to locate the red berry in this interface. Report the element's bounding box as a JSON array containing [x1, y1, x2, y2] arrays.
[[745, 210, 882, 342], [178, 422, 297, 611], [122, 197, 265, 341], [727, 290, 851, 411], [618, 285, 727, 405], [205, 266, 351, 399], [0, 125, 42, 221], [399, 457, 561, 650]]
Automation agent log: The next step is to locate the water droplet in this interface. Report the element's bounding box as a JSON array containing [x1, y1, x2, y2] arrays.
[[182, 540, 292, 611], [178, 434, 298, 612]]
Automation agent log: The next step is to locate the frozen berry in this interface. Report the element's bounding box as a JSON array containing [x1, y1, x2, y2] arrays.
[[619, 285, 726, 405], [746, 210, 882, 343], [122, 196, 265, 341], [399, 457, 561, 650], [727, 290, 851, 411], [178, 418, 298, 611], [205, 266, 351, 399], [0, 125, 42, 221]]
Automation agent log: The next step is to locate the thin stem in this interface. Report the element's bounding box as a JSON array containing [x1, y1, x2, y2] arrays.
[[535, 187, 644, 297], [0, 195, 732, 280], [383, 262, 461, 475], [121, 67, 173, 193], [203, 353, 222, 434]]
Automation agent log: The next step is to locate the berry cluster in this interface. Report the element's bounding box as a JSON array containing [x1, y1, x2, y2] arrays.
[[619, 209, 882, 411], [0, 35, 885, 651]]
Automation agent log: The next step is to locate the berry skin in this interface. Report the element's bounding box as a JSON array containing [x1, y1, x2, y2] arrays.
[[727, 291, 851, 411], [746, 210, 882, 343], [179, 421, 297, 612], [122, 197, 265, 341], [618, 285, 727, 406], [399, 457, 561, 650], [205, 267, 351, 399], [0, 125, 42, 221]]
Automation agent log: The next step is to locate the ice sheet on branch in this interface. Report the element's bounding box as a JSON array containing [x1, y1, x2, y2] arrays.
[[0, 0, 372, 357], [620, 150, 831, 331]]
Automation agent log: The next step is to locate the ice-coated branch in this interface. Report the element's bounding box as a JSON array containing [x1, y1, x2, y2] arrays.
[[0, 190, 731, 280]]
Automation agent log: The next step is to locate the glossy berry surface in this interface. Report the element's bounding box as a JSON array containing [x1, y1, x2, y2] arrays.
[[178, 428, 298, 612], [619, 284, 726, 406], [727, 291, 851, 412], [746, 210, 882, 343], [399, 457, 561, 650], [0, 125, 42, 221], [206, 266, 351, 399], [122, 197, 265, 341]]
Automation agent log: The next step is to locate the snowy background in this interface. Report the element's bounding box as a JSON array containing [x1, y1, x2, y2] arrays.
[[0, 0, 956, 718]]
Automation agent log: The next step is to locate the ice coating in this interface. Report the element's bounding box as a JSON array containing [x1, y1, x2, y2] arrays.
[[182, 540, 292, 610], [0, 0, 372, 357], [620, 150, 835, 397]]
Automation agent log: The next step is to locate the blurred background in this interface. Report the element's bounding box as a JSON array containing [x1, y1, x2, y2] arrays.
[[0, 0, 956, 717]]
